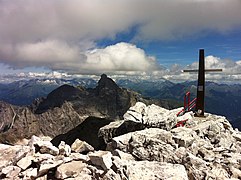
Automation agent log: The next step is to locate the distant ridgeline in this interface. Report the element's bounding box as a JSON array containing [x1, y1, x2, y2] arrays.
[[0, 74, 176, 144], [0, 75, 240, 130]]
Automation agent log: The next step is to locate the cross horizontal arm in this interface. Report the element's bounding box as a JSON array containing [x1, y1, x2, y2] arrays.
[[182, 69, 222, 73]]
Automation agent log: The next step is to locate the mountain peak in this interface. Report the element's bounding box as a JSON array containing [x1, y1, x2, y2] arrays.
[[96, 74, 119, 91]]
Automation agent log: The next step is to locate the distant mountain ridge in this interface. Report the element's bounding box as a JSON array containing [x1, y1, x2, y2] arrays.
[[0, 78, 97, 105], [0, 74, 175, 144], [116, 79, 241, 130], [0, 75, 240, 129]]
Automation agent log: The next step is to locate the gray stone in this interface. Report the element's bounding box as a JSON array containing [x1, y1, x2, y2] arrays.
[[143, 104, 178, 129], [205, 164, 229, 179], [58, 141, 71, 156], [112, 149, 135, 161], [109, 128, 176, 162], [99, 120, 145, 144], [38, 159, 63, 176], [87, 164, 105, 177], [55, 160, 88, 179], [28, 135, 42, 151], [69, 153, 90, 162], [123, 102, 178, 130], [102, 169, 122, 180], [28, 135, 59, 156], [174, 147, 187, 164], [71, 139, 94, 153], [33, 153, 55, 163], [16, 155, 33, 170], [129, 102, 146, 114], [125, 161, 188, 180], [20, 167, 38, 179], [107, 132, 132, 152], [0, 144, 30, 171], [1, 165, 21, 177], [232, 132, 241, 142], [171, 127, 197, 147], [40, 143, 59, 156], [89, 151, 113, 170], [36, 174, 47, 180], [230, 166, 241, 179]]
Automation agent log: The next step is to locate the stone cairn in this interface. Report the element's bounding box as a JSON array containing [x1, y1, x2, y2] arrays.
[[1, 102, 241, 179]]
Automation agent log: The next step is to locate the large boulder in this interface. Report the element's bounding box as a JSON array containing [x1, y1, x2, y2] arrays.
[[124, 102, 179, 130], [98, 120, 145, 144], [107, 128, 176, 162]]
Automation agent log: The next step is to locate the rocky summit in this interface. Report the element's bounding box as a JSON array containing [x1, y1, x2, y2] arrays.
[[0, 102, 241, 179]]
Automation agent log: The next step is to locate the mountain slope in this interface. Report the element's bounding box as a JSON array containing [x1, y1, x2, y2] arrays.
[[0, 74, 176, 144]]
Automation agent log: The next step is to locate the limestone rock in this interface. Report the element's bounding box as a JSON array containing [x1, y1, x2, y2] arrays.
[[124, 102, 178, 130], [1, 165, 21, 178], [230, 166, 241, 179], [99, 120, 145, 144], [89, 151, 113, 170], [33, 153, 55, 163], [232, 131, 241, 142], [112, 149, 135, 161], [58, 141, 71, 156], [28, 135, 59, 156], [125, 161, 188, 180], [38, 159, 63, 176], [39, 143, 59, 156], [16, 155, 33, 170], [87, 164, 105, 177], [171, 127, 198, 147], [69, 153, 90, 162], [20, 167, 38, 179], [102, 169, 122, 180], [71, 138, 94, 153], [109, 128, 176, 162], [0, 144, 30, 171], [28, 135, 42, 150], [1, 101, 241, 180], [55, 160, 88, 179], [36, 174, 47, 180]]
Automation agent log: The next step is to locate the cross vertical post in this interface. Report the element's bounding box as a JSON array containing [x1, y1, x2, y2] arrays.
[[182, 49, 222, 117], [196, 49, 205, 116]]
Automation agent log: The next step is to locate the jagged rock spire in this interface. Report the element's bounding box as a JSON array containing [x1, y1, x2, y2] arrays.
[[96, 74, 119, 91]]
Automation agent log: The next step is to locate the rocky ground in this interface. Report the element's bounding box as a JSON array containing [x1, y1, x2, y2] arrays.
[[0, 102, 241, 179]]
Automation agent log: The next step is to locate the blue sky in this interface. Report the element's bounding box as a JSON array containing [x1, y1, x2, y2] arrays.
[[0, 0, 241, 78], [98, 27, 241, 67]]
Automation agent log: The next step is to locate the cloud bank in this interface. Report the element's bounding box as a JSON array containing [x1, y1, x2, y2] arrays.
[[2, 55, 240, 83], [0, 0, 241, 73], [163, 56, 241, 82], [0, 42, 160, 73]]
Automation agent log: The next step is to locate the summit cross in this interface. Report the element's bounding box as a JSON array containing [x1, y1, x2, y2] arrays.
[[183, 49, 222, 117]]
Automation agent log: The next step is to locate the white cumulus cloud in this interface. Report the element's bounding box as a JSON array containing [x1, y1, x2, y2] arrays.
[[0, 0, 241, 73], [165, 56, 241, 82], [83, 42, 158, 72], [0, 42, 161, 73]]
